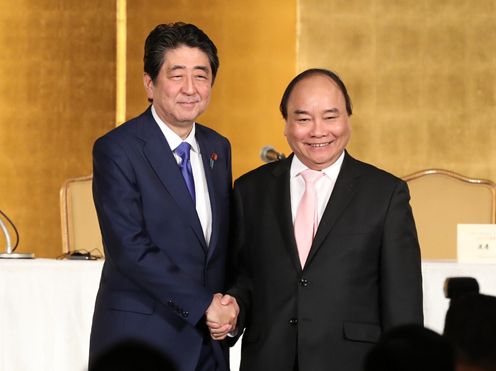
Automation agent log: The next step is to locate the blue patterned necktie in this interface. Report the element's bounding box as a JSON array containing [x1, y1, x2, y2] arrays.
[[175, 142, 196, 204]]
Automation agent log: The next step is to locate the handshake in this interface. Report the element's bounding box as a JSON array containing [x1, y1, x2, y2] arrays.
[[205, 293, 239, 340]]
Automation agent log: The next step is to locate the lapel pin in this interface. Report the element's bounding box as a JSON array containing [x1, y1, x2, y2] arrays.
[[209, 152, 218, 169]]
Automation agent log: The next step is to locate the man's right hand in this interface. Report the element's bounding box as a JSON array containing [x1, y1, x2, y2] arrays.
[[205, 293, 239, 340]]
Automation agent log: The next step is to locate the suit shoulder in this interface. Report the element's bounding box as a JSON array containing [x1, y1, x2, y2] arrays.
[[235, 160, 284, 187], [348, 155, 404, 185], [195, 123, 230, 147], [94, 112, 144, 148]]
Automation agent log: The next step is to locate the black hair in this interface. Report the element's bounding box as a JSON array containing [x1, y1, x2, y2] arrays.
[[444, 293, 496, 369], [144, 22, 219, 83], [279, 68, 352, 119]]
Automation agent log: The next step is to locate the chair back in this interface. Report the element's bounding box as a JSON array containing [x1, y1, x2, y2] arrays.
[[403, 169, 496, 260], [60, 175, 103, 255]]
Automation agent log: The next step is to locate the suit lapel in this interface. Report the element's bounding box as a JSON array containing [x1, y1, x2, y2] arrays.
[[306, 152, 360, 266], [195, 127, 219, 260], [137, 109, 207, 250], [270, 155, 303, 273]]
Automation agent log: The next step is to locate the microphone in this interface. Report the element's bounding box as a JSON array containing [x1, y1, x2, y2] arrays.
[[0, 216, 12, 251], [0, 209, 35, 259], [260, 146, 286, 163]]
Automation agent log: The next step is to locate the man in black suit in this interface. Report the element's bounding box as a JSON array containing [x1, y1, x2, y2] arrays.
[[216, 69, 423, 371]]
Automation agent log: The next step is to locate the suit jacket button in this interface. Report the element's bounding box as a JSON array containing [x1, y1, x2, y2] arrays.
[[289, 318, 298, 326], [182, 311, 189, 318], [300, 278, 309, 287]]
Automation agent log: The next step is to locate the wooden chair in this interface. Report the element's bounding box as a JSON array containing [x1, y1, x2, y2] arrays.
[[402, 169, 496, 260], [60, 175, 103, 256]]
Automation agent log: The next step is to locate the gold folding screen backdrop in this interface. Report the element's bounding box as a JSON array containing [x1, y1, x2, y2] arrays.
[[0, 1, 115, 257], [0, 0, 296, 257], [298, 0, 496, 179], [124, 0, 297, 178], [0, 0, 494, 257]]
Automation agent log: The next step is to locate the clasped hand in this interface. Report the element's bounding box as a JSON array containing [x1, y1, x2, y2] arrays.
[[205, 293, 239, 340]]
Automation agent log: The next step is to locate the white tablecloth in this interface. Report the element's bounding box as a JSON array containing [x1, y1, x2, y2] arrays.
[[0, 259, 102, 371], [1, 259, 495, 371], [421, 260, 496, 333]]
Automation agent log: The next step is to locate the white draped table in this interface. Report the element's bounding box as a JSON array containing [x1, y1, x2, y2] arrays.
[[1, 259, 496, 371], [421, 260, 496, 333], [0, 259, 102, 371]]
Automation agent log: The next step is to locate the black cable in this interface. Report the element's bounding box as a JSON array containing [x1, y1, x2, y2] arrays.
[[0, 209, 20, 251]]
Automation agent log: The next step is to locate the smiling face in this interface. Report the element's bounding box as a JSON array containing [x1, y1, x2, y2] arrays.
[[284, 73, 351, 170], [143, 44, 212, 139]]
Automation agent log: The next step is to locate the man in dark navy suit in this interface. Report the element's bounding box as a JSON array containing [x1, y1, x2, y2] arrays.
[[89, 23, 238, 371]]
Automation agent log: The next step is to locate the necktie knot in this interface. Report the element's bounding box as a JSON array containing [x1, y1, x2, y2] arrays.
[[175, 142, 192, 164], [300, 169, 323, 184]]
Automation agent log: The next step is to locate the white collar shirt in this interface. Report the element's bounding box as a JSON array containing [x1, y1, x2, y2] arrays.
[[151, 105, 212, 246], [289, 151, 345, 225]]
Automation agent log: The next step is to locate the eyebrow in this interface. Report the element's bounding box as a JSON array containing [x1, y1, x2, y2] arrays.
[[293, 109, 310, 115], [168, 65, 210, 73], [293, 108, 340, 115]]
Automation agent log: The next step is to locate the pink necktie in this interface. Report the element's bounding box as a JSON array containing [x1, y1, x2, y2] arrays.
[[294, 169, 323, 268]]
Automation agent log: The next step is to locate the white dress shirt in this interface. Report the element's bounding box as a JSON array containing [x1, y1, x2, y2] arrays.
[[151, 106, 212, 246], [290, 151, 345, 225]]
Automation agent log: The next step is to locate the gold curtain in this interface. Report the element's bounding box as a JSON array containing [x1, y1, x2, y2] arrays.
[[298, 0, 496, 181], [0, 1, 116, 257], [125, 0, 297, 179]]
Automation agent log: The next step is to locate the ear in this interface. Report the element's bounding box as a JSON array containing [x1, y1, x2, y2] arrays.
[[283, 120, 289, 137], [143, 73, 154, 101]]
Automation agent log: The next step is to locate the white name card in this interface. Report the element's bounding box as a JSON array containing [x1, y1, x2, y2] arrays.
[[457, 224, 496, 263]]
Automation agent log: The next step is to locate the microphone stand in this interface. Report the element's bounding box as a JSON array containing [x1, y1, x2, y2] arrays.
[[0, 214, 35, 259], [260, 146, 286, 163]]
